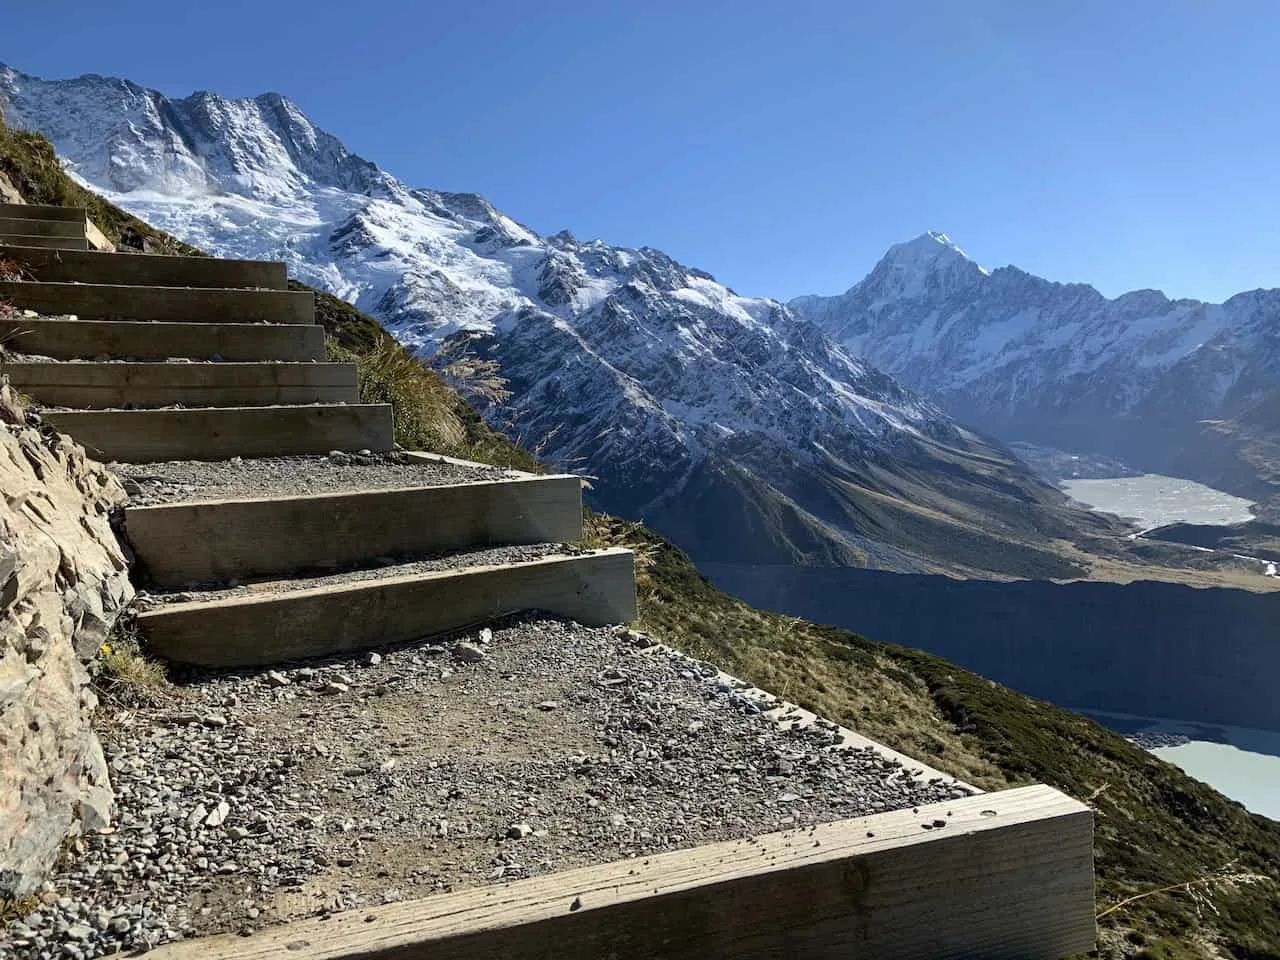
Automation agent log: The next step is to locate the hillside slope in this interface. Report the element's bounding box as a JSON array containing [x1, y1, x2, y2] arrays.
[[791, 232, 1280, 512], [2, 112, 1277, 960], [0, 64, 1129, 579]]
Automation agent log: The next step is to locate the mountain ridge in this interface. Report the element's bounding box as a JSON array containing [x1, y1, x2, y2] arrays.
[[790, 231, 1280, 513], [0, 63, 1116, 578]]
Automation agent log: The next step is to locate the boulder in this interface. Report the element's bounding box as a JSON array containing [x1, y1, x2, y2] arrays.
[[0, 379, 132, 898]]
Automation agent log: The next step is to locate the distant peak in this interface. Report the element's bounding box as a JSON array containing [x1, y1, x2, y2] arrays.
[[873, 230, 988, 279], [890, 231, 973, 261]]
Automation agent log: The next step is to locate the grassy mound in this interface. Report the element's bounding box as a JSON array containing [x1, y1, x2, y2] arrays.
[[3, 113, 1277, 958]]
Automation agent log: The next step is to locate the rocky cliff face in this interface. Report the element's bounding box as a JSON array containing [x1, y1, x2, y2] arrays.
[[0, 380, 132, 898]]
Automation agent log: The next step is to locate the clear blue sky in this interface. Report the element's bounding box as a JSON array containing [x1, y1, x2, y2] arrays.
[[7, 0, 1280, 302]]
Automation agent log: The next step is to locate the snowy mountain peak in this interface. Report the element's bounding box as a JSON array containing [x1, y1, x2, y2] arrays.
[[865, 230, 989, 296], [890, 230, 972, 263]]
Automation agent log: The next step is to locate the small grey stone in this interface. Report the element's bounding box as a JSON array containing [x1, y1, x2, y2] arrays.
[[505, 823, 533, 840], [536, 701, 559, 711], [319, 681, 349, 695], [205, 801, 231, 827], [266, 670, 290, 687], [453, 643, 487, 664], [365, 652, 383, 666], [201, 713, 228, 728]]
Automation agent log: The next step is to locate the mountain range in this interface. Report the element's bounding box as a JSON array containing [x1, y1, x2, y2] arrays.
[[792, 232, 1280, 510], [0, 65, 1188, 578]]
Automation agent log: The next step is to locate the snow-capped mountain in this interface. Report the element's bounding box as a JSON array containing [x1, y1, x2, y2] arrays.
[[791, 232, 1280, 502], [0, 65, 1109, 575]]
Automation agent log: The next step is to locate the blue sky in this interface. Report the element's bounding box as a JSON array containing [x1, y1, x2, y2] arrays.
[[6, 0, 1280, 302]]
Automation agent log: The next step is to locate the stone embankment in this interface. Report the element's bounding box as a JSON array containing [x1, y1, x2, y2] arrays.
[[0, 380, 133, 900]]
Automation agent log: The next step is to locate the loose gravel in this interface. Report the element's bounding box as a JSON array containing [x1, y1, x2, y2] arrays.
[[1, 619, 972, 959], [138, 543, 589, 602], [112, 452, 509, 506]]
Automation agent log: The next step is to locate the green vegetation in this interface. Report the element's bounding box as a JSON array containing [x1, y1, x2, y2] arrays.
[[3, 114, 1277, 959]]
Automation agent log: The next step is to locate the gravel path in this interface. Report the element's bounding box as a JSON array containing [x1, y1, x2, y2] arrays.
[[1, 619, 971, 959], [113, 452, 508, 506], [138, 543, 587, 602]]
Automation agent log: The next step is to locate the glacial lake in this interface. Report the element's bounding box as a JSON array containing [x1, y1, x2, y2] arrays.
[[1061, 474, 1256, 531], [1081, 710, 1280, 821]]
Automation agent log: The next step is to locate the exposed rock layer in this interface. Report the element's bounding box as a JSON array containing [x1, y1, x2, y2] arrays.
[[0, 379, 132, 898]]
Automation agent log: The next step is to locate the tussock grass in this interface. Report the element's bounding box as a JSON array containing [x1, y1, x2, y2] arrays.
[[326, 333, 537, 470], [92, 622, 170, 707]]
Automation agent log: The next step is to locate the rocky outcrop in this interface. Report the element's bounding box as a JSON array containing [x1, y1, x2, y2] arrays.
[[0, 379, 132, 898]]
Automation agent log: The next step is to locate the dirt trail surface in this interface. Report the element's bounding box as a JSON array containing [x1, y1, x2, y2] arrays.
[[1, 619, 971, 959], [113, 452, 506, 506]]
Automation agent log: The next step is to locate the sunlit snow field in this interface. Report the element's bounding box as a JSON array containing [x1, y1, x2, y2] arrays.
[[1062, 474, 1256, 531]]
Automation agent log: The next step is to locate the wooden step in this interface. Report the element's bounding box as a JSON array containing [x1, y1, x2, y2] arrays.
[[2, 361, 357, 409], [0, 217, 85, 239], [0, 202, 88, 222], [138, 548, 637, 667], [147, 785, 1095, 960], [125, 475, 584, 587], [0, 280, 314, 325], [0, 244, 288, 289], [42, 404, 394, 463], [0, 317, 325, 362], [0, 235, 90, 251]]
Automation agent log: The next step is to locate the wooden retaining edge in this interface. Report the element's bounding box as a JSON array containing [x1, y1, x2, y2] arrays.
[[138, 548, 638, 667], [0, 244, 288, 289], [0, 317, 325, 362], [42, 403, 395, 463], [125, 475, 585, 587], [149, 784, 1095, 960], [2, 361, 358, 409], [0, 234, 89, 250], [0, 216, 85, 238], [0, 202, 88, 222], [0, 280, 314, 325]]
